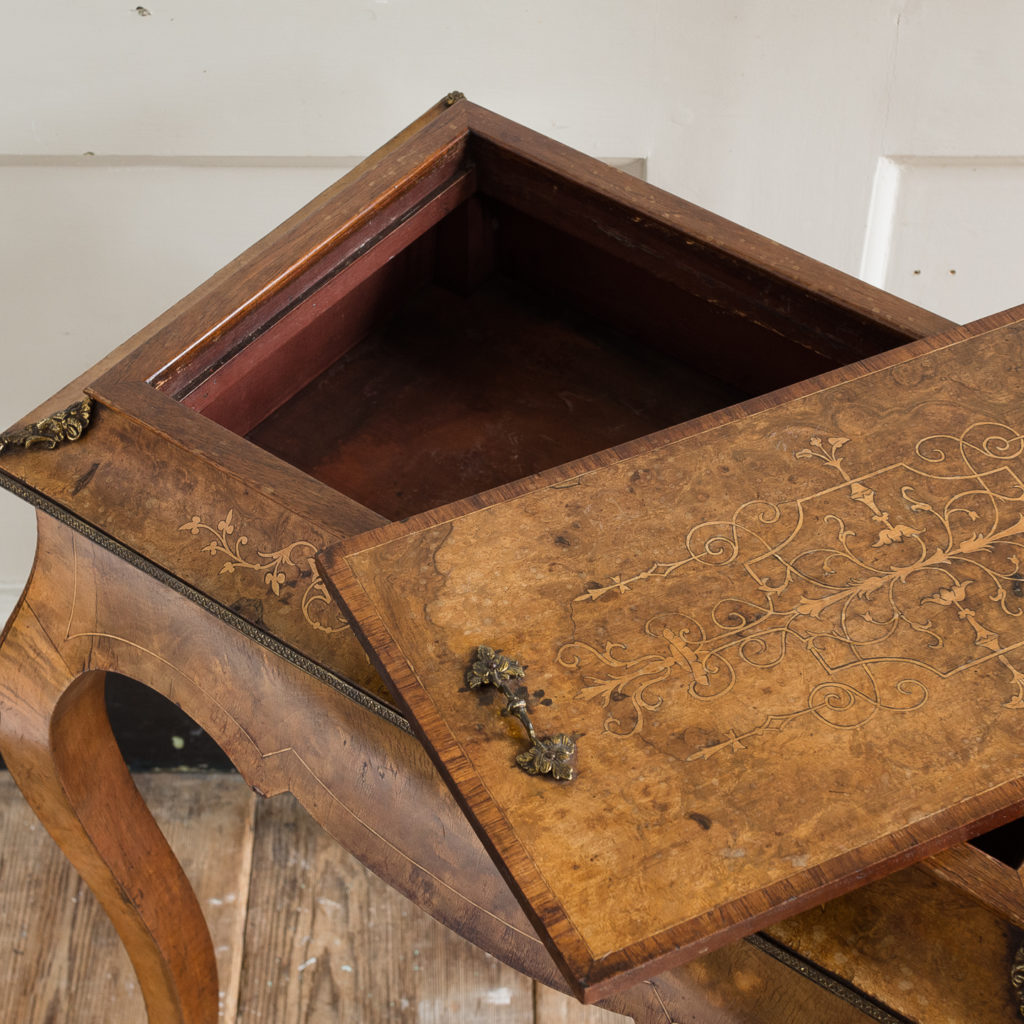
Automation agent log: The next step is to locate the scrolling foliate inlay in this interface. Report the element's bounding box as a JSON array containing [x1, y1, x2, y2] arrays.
[[560, 423, 1024, 754], [179, 509, 349, 636]]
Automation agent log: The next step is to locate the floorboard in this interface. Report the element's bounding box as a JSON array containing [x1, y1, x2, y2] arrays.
[[0, 772, 618, 1023], [234, 790, 534, 1023], [0, 772, 254, 1023], [533, 984, 622, 1024]]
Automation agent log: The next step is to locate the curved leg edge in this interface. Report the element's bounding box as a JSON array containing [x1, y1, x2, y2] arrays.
[[0, 605, 218, 1024]]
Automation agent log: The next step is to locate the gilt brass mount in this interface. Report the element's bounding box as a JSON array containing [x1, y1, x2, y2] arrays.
[[1011, 942, 1024, 1018], [466, 645, 577, 781], [0, 397, 94, 455]]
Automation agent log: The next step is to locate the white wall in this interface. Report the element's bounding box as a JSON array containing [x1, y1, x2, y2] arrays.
[[4, 1, 1024, 620]]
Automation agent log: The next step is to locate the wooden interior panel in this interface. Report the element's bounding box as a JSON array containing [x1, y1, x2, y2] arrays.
[[463, 106, 952, 346], [179, 169, 476, 432], [765, 864, 1024, 1022], [490, 201, 840, 394], [922, 842, 1024, 929], [245, 273, 746, 521], [140, 110, 472, 397], [184, 233, 436, 436]]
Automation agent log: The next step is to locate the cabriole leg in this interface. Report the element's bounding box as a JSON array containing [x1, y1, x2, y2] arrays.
[[0, 544, 217, 1024]]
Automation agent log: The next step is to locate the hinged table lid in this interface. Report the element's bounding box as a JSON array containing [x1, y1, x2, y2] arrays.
[[320, 315, 1024, 1001]]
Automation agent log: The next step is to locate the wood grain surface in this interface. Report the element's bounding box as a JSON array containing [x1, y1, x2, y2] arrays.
[[323, 313, 1024, 999], [921, 842, 1024, 929], [766, 863, 1024, 1022], [236, 789, 535, 1024], [245, 276, 744, 521]]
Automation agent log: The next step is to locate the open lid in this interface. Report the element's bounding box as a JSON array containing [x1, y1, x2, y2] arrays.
[[319, 313, 1024, 1001]]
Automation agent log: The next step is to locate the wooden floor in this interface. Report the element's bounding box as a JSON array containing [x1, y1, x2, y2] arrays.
[[0, 771, 619, 1024]]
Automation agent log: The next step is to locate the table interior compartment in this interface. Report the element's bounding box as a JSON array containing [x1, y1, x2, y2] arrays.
[[175, 183, 919, 521]]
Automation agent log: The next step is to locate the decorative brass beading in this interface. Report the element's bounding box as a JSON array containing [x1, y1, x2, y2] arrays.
[[466, 646, 577, 782], [0, 397, 93, 454]]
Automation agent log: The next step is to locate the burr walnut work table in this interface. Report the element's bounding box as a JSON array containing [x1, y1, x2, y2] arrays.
[[3, 95, 1024, 1023]]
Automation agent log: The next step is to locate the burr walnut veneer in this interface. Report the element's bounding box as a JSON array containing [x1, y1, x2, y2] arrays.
[[321, 316, 1024, 1002], [2, 95, 1023, 1021]]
